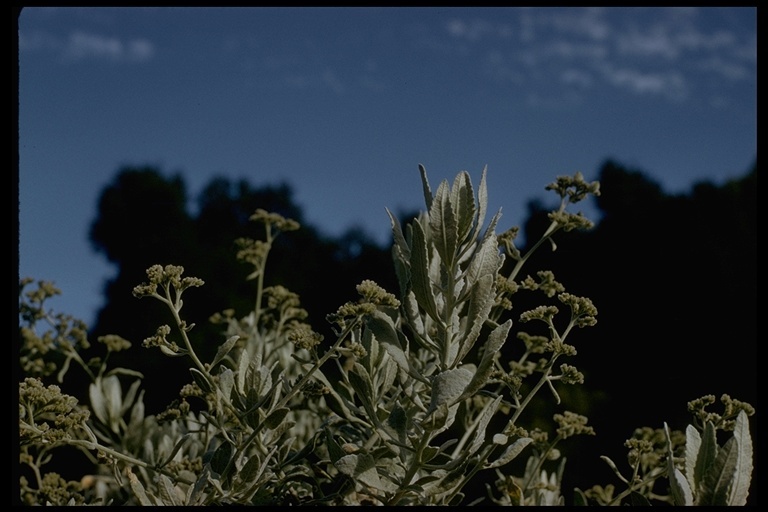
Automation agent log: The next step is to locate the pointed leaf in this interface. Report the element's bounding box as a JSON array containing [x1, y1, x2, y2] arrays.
[[155, 474, 181, 506], [457, 320, 511, 401], [428, 367, 473, 413], [264, 406, 290, 430], [210, 441, 233, 476], [665, 422, 694, 506], [157, 433, 192, 469], [464, 214, 503, 289], [217, 368, 235, 401], [472, 166, 489, 241], [694, 420, 718, 496], [89, 380, 109, 425], [335, 452, 397, 492], [190, 368, 212, 394], [127, 468, 155, 506], [468, 395, 502, 454], [365, 309, 410, 375], [684, 423, 701, 492], [451, 171, 476, 243], [211, 335, 240, 368], [487, 437, 533, 469], [702, 435, 740, 505], [726, 410, 752, 505], [418, 164, 433, 210], [409, 219, 440, 321], [453, 275, 496, 366], [430, 179, 459, 267]]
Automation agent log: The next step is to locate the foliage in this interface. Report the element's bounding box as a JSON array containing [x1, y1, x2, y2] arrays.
[[18, 165, 754, 505]]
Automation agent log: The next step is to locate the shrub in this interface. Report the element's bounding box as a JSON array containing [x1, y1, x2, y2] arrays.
[[18, 165, 754, 505]]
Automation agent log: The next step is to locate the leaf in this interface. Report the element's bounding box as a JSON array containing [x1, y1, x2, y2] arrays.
[[348, 363, 377, 420], [428, 367, 473, 413], [211, 335, 240, 368], [186, 465, 211, 506], [684, 423, 701, 493], [157, 433, 192, 469], [238, 445, 279, 497], [155, 474, 181, 506], [103, 375, 123, 432], [217, 368, 235, 401], [119, 378, 143, 417], [464, 218, 503, 291], [89, 380, 108, 426], [264, 406, 290, 430], [727, 410, 753, 505], [453, 274, 495, 366], [457, 320, 511, 402], [702, 435, 741, 505], [127, 467, 155, 506], [472, 166, 489, 242], [365, 310, 410, 376], [430, 179, 459, 267], [409, 219, 440, 322], [629, 491, 652, 506], [418, 163, 433, 211], [335, 452, 397, 492], [210, 441, 233, 477], [387, 403, 409, 440], [451, 171, 476, 244], [486, 437, 533, 469], [665, 422, 693, 506], [190, 368, 212, 394], [691, 420, 718, 500], [236, 346, 251, 396], [468, 395, 502, 454]]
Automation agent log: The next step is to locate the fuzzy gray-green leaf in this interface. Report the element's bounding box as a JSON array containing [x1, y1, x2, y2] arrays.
[[210, 441, 233, 477], [665, 422, 693, 506], [684, 423, 701, 492], [419, 164, 433, 210], [453, 274, 495, 367], [473, 166, 489, 240], [464, 214, 503, 290], [428, 366, 473, 413], [430, 179, 459, 268], [217, 368, 235, 401], [335, 452, 397, 492], [701, 435, 739, 505], [727, 410, 753, 505], [468, 395, 502, 454], [487, 437, 533, 469], [409, 219, 440, 321], [365, 309, 410, 376], [264, 406, 290, 429], [127, 468, 155, 506], [457, 320, 511, 401], [211, 335, 240, 368], [692, 421, 717, 497], [451, 171, 476, 244], [155, 473, 181, 506]]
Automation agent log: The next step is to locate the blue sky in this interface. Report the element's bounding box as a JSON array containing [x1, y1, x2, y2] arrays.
[[17, 7, 756, 327]]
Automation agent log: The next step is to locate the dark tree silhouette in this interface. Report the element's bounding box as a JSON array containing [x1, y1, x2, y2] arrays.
[[507, 159, 757, 501]]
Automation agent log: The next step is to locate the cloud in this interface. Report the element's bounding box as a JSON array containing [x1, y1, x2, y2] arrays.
[[61, 31, 155, 63], [600, 65, 687, 100]]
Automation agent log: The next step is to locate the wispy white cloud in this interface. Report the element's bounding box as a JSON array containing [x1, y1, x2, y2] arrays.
[[600, 65, 687, 100], [435, 7, 753, 104], [62, 31, 155, 63], [21, 27, 155, 64]]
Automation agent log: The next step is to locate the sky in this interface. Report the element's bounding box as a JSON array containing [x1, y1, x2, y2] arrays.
[[17, 6, 756, 328]]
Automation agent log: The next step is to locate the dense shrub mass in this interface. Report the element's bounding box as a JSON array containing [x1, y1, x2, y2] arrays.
[[18, 164, 755, 505]]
